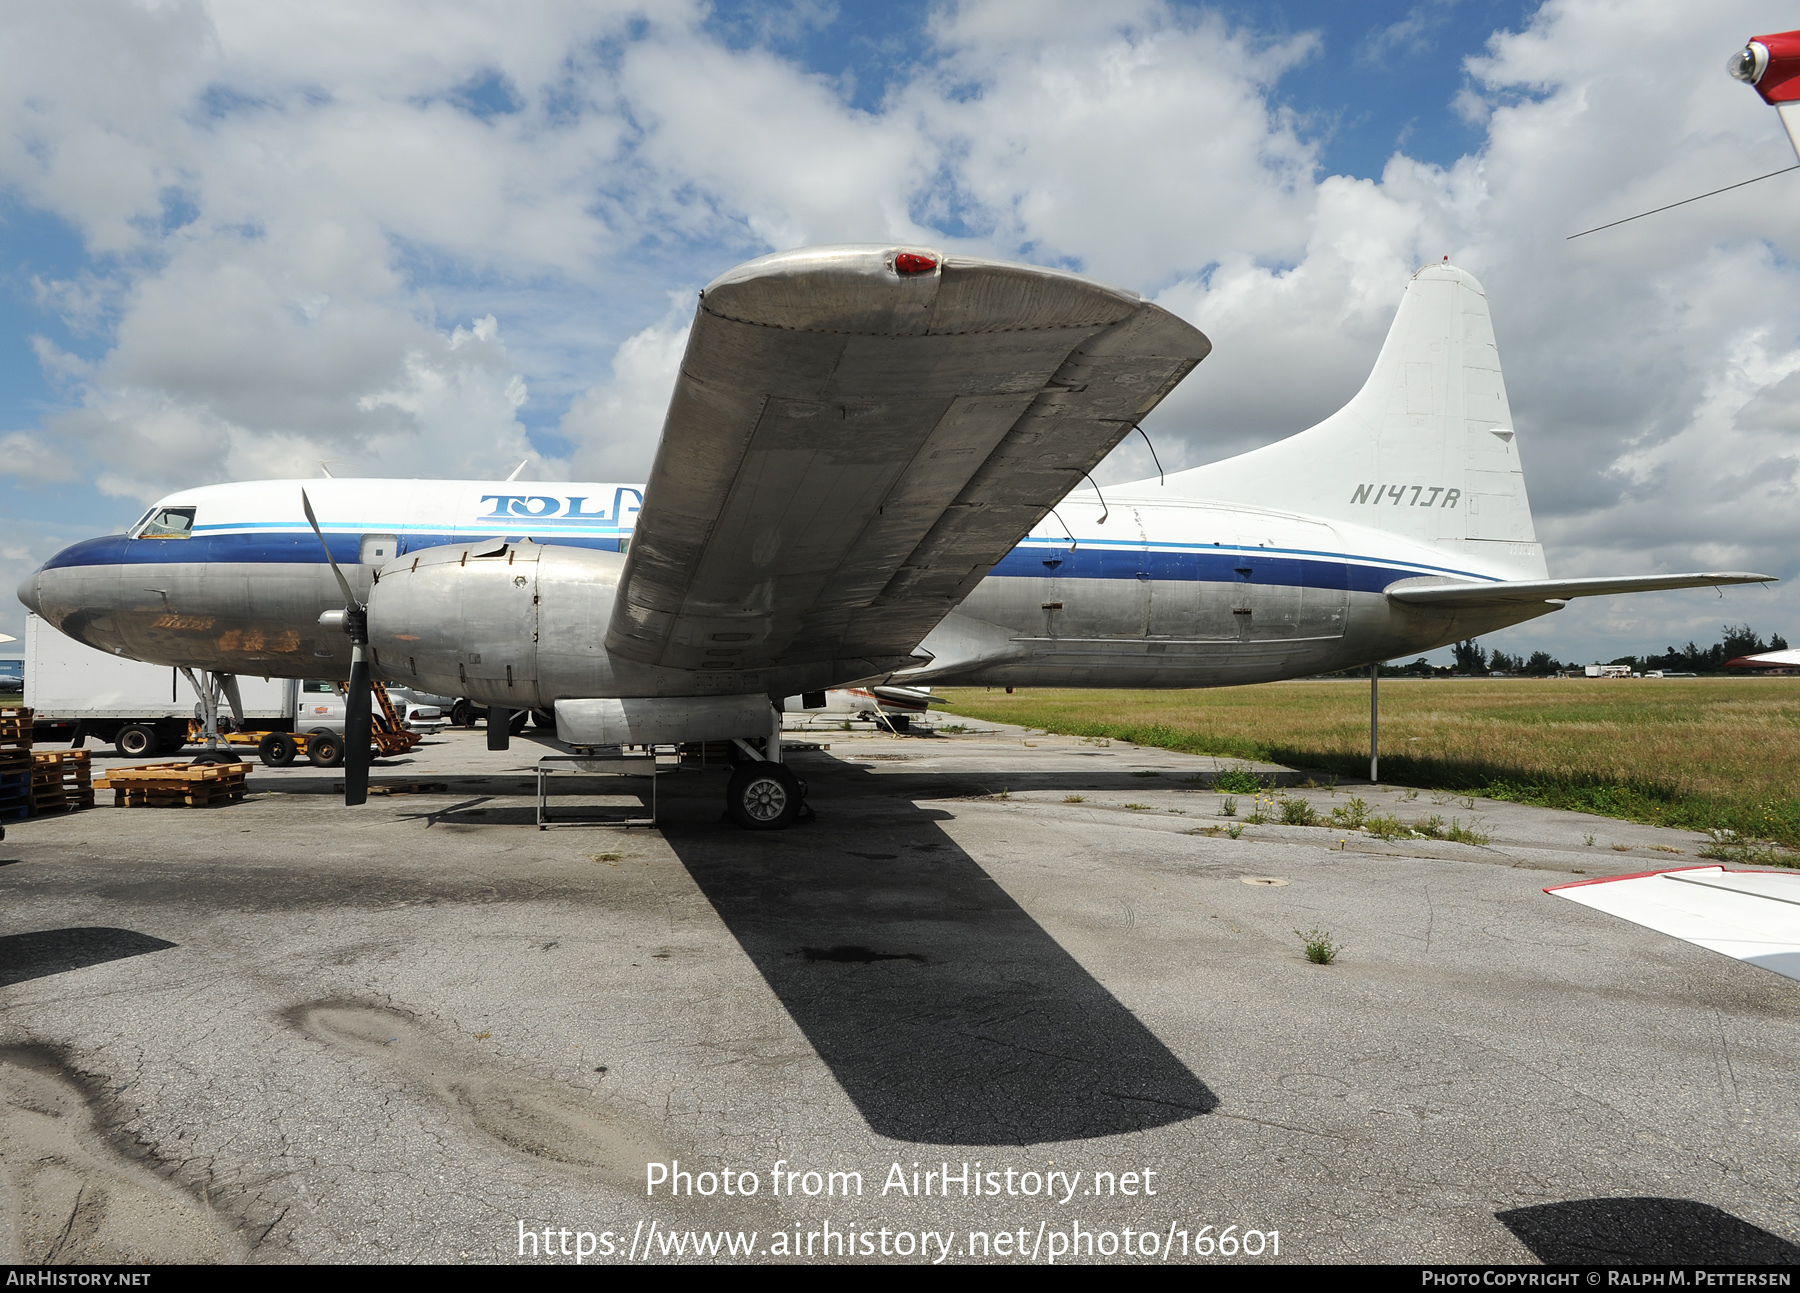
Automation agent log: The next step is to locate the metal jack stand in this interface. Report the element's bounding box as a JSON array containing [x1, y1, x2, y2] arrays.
[[536, 748, 658, 829]]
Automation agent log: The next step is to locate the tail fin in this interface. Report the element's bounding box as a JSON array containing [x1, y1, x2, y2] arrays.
[[1166, 264, 1547, 579]]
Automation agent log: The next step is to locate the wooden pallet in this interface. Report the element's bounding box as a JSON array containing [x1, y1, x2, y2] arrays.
[[96, 760, 250, 809], [30, 749, 94, 814], [0, 708, 32, 741]]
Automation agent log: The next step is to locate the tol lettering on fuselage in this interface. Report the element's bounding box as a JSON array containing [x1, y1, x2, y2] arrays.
[[477, 488, 644, 526]]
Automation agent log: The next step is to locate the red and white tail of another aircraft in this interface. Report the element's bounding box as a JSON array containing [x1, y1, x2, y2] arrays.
[[1730, 29, 1800, 160]]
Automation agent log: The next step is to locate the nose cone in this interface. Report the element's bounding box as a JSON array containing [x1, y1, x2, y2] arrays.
[[16, 569, 40, 615]]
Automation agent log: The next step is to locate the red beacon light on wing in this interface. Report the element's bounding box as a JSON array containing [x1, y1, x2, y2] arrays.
[[892, 252, 938, 276]]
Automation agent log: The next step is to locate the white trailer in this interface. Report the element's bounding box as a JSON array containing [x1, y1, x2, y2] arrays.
[[24, 613, 297, 755]]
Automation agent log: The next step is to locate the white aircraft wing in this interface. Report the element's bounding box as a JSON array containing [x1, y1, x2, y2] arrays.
[[1547, 866, 1800, 981], [604, 245, 1209, 675], [1385, 572, 1773, 609], [1728, 647, 1800, 668]]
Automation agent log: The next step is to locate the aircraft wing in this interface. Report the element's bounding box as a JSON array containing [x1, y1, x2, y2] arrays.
[[1727, 648, 1800, 668], [1547, 867, 1800, 982], [1385, 572, 1773, 609], [604, 245, 1209, 674]]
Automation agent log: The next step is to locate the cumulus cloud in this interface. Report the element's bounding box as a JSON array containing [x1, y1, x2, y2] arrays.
[[1, 0, 1798, 663]]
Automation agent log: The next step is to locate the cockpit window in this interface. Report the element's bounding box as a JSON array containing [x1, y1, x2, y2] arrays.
[[133, 506, 197, 539]]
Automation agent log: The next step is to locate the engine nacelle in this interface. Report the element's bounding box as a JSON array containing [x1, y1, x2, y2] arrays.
[[367, 538, 623, 709]]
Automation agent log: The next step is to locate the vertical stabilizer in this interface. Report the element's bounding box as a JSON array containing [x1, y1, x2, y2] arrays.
[[1165, 264, 1547, 580]]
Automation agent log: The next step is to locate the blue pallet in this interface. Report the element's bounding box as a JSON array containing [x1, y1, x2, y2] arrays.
[[0, 802, 28, 821]]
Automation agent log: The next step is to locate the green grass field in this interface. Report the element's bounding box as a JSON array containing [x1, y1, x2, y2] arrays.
[[941, 678, 1800, 850]]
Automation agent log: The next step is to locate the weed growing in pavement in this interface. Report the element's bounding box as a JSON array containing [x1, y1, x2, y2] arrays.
[[939, 724, 968, 735], [1697, 829, 1800, 868], [1295, 928, 1342, 965], [1403, 788, 1420, 801], [1123, 802, 1151, 811], [1584, 834, 1595, 847], [1612, 843, 1631, 852], [1330, 797, 1370, 829], [1444, 818, 1489, 846], [1243, 795, 1276, 825], [1212, 767, 1267, 795], [1414, 814, 1447, 838], [1132, 770, 1162, 778], [1280, 798, 1319, 826], [1226, 822, 1244, 839], [1219, 796, 1238, 817], [1364, 813, 1409, 840], [1063, 794, 1085, 804]]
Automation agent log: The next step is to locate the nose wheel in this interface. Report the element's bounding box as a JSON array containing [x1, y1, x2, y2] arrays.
[[725, 762, 809, 830]]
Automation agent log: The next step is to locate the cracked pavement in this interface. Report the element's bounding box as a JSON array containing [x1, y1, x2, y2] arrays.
[[0, 719, 1795, 1264]]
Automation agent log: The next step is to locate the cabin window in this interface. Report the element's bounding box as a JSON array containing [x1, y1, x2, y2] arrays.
[[133, 506, 197, 539]]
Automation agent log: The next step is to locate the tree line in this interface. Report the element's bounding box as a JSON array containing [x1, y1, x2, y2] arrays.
[[1375, 623, 1789, 677]]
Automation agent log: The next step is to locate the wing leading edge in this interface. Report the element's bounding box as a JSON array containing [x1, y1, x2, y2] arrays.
[[604, 245, 1210, 677]]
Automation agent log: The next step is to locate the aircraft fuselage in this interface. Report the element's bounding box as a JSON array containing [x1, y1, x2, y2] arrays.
[[19, 477, 1556, 701]]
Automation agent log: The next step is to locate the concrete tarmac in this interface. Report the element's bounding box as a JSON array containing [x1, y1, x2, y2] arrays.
[[1, 717, 1796, 1265]]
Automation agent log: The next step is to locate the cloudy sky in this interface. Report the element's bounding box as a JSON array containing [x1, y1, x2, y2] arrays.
[[3, 0, 1798, 664]]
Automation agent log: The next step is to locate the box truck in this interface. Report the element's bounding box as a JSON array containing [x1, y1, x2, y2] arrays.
[[24, 613, 296, 756]]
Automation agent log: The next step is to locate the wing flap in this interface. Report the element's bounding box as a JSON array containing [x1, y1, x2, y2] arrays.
[[606, 245, 1210, 675], [1387, 572, 1774, 608]]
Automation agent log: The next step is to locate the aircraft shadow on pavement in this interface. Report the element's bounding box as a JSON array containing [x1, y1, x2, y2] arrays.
[[658, 756, 1219, 1147], [1496, 1197, 1800, 1265], [0, 927, 178, 988]]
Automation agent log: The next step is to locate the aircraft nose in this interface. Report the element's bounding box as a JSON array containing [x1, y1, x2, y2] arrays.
[[16, 569, 40, 616]]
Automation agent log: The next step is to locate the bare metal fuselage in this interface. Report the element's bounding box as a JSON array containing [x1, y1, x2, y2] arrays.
[[20, 481, 1553, 705]]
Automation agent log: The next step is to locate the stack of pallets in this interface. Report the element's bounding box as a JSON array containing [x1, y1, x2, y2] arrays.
[[0, 708, 31, 822], [30, 749, 94, 815], [97, 761, 250, 808]]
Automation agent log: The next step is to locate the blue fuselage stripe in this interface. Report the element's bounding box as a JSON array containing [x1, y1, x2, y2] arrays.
[[43, 528, 1487, 595]]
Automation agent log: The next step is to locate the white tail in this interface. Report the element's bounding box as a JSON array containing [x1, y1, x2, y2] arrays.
[[1165, 264, 1547, 579]]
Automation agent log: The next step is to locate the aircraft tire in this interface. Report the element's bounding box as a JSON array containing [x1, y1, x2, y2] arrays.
[[726, 762, 802, 830], [451, 700, 476, 728], [889, 714, 911, 732], [115, 724, 157, 758], [508, 709, 529, 735], [532, 708, 557, 735], [306, 730, 343, 768], [259, 732, 298, 767]]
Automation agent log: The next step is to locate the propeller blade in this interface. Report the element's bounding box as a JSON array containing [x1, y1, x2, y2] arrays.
[[344, 652, 371, 806], [300, 488, 363, 610]]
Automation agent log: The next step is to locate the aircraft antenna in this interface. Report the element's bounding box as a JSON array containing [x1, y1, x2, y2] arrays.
[[1081, 472, 1109, 524], [505, 459, 528, 481], [1047, 507, 1077, 552], [1132, 424, 1165, 485], [1566, 164, 1798, 239]]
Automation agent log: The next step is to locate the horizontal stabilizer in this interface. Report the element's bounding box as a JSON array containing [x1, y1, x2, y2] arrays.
[[1386, 572, 1773, 609], [1548, 866, 1800, 981]]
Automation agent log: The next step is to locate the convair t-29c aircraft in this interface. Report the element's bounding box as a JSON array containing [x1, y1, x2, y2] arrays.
[[18, 246, 1771, 827]]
